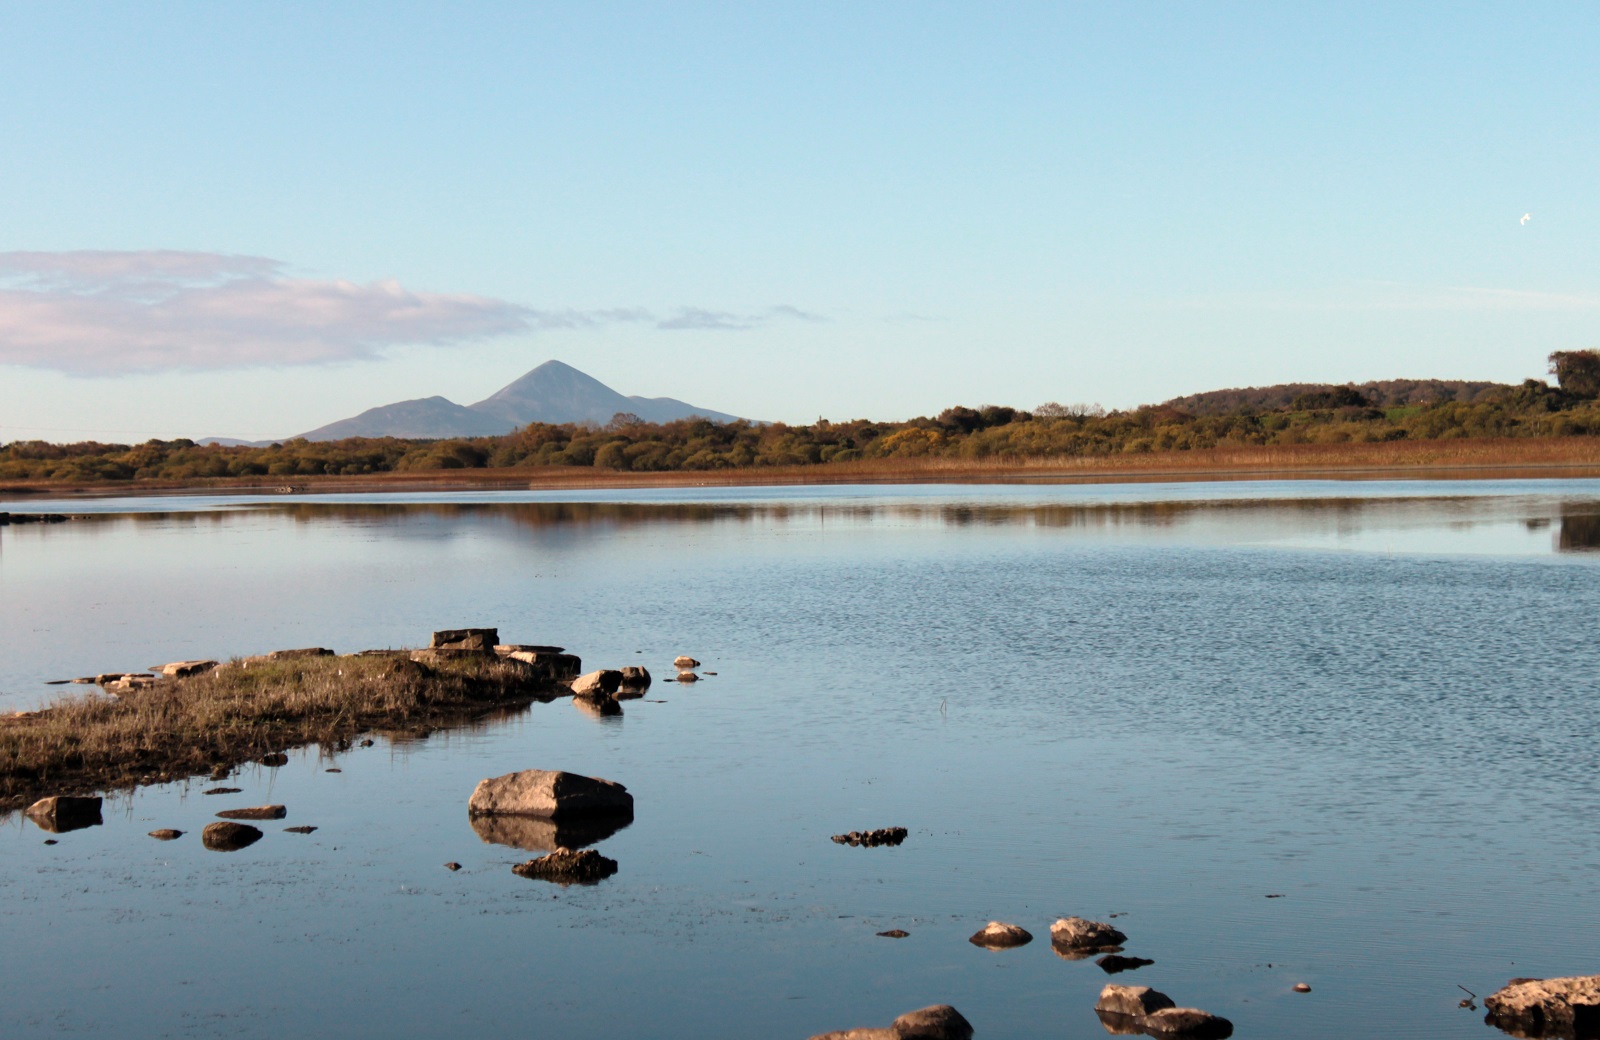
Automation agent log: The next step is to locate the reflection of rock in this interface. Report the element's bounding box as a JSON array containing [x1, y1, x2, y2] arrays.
[[216, 805, 287, 820], [676, 671, 700, 683], [470, 810, 632, 852], [809, 1004, 973, 1040], [511, 846, 618, 885], [573, 694, 622, 718], [1096, 1012, 1145, 1036], [1558, 513, 1600, 553], [25, 796, 103, 832], [571, 670, 622, 696], [968, 921, 1032, 949], [1052, 916, 1129, 951], [1096, 985, 1175, 1018], [258, 753, 289, 767], [1485, 975, 1600, 1038], [468, 769, 633, 819], [202, 821, 263, 851]]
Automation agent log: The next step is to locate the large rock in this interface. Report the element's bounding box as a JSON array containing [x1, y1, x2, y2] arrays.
[[1485, 975, 1600, 1038], [430, 628, 498, 651], [24, 795, 103, 832], [809, 1004, 973, 1040], [202, 821, 263, 851], [969, 920, 1032, 949], [619, 665, 651, 689], [469, 812, 632, 852], [1139, 1008, 1233, 1038], [1052, 916, 1128, 951], [506, 650, 582, 681], [468, 769, 633, 820], [1095, 985, 1176, 1018], [570, 669, 623, 696], [510, 846, 618, 885]]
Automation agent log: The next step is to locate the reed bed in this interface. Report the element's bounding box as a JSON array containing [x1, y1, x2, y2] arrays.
[[0, 653, 554, 809]]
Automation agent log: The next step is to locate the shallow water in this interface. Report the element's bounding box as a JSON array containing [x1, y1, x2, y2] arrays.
[[2, 480, 1599, 1039]]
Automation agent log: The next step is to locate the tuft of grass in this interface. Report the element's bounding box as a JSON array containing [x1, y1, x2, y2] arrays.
[[0, 652, 559, 809]]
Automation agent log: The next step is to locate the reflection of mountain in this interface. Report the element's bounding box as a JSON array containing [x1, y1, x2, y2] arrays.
[[469, 811, 632, 852], [1558, 511, 1600, 552]]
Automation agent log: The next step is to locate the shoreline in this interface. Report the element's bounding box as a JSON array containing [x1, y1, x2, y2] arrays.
[[5, 437, 1600, 500]]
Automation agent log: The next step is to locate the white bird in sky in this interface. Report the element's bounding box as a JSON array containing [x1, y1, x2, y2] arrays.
[[1521, 213, 1531, 225]]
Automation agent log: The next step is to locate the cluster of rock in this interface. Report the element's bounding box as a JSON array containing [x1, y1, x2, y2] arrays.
[[1095, 986, 1232, 1039], [809, 1004, 973, 1040], [831, 827, 908, 848], [1484, 975, 1600, 1038], [468, 768, 634, 885], [0, 512, 72, 526]]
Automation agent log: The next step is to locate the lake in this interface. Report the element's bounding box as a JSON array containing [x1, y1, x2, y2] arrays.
[[3, 479, 1599, 1039]]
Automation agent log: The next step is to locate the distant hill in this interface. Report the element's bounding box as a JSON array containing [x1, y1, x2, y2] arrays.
[[1163, 378, 1509, 415], [292, 360, 746, 441]]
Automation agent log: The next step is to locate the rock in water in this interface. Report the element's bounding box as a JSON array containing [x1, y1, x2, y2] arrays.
[[1138, 1008, 1234, 1038], [1485, 975, 1600, 1038], [808, 1004, 973, 1040], [1097, 954, 1155, 974], [430, 628, 498, 651], [468, 769, 633, 819], [673, 655, 700, 669], [831, 827, 908, 847], [968, 921, 1033, 949], [1052, 916, 1129, 952], [202, 821, 263, 851], [215, 805, 287, 820], [570, 669, 623, 696], [1095, 985, 1176, 1018], [148, 829, 184, 840], [675, 671, 700, 683], [24, 795, 103, 832], [511, 847, 618, 885], [619, 665, 651, 689]]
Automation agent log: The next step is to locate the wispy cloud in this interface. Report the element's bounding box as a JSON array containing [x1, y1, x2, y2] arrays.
[[1169, 281, 1600, 314], [0, 250, 533, 374], [0, 250, 828, 375]]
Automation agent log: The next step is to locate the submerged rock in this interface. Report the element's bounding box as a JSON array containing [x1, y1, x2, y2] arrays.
[[1485, 975, 1600, 1038], [444, 862, 462, 871], [809, 1004, 973, 1040], [468, 769, 633, 820], [1097, 954, 1155, 974], [831, 827, 908, 847], [215, 805, 287, 820], [202, 821, 263, 851], [969, 921, 1032, 949], [511, 846, 618, 885], [24, 795, 103, 832], [148, 829, 184, 840]]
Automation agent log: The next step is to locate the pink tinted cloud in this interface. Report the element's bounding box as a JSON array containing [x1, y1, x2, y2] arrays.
[[0, 250, 534, 374]]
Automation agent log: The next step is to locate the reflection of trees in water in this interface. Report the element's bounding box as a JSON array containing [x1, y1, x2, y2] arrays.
[[1558, 510, 1600, 552]]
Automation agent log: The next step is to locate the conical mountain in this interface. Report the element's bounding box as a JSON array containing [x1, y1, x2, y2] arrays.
[[467, 360, 742, 426], [290, 360, 744, 440]]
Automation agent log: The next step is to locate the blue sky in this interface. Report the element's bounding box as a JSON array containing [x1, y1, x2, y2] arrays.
[[1, 3, 1596, 440]]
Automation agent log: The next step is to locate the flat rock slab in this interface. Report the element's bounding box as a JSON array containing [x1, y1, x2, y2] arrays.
[[158, 660, 219, 678], [496, 644, 564, 654], [1485, 975, 1600, 1038], [430, 628, 498, 651], [202, 821, 263, 851], [24, 795, 103, 832], [469, 769, 633, 820], [511, 847, 618, 885], [216, 805, 287, 820]]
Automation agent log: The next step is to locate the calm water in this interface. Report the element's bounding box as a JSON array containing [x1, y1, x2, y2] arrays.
[[3, 480, 1600, 1039]]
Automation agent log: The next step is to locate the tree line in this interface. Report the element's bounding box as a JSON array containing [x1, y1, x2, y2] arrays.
[[6, 351, 1600, 483]]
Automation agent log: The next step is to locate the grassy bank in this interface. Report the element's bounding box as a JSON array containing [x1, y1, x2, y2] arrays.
[[0, 653, 557, 810], [7, 436, 1600, 499]]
